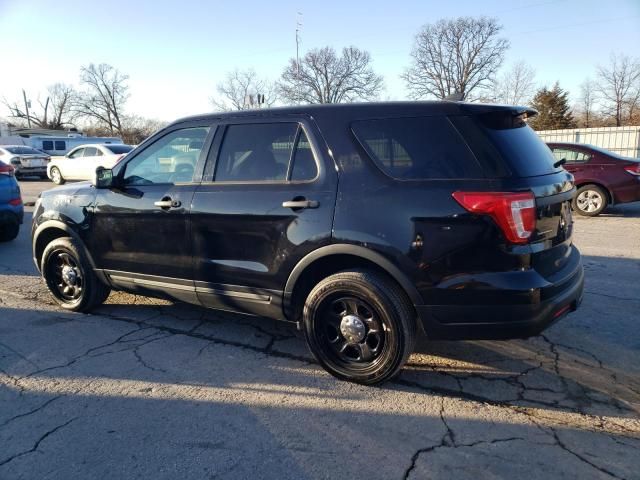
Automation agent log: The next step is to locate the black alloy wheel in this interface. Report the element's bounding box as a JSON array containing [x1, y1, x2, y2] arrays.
[[303, 269, 416, 385], [41, 237, 110, 311]]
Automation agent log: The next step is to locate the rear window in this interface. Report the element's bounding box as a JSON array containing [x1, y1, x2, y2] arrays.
[[105, 145, 133, 154], [351, 116, 483, 180], [469, 112, 562, 177], [6, 146, 42, 155]]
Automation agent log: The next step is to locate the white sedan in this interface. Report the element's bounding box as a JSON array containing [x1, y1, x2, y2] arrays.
[[47, 144, 134, 184]]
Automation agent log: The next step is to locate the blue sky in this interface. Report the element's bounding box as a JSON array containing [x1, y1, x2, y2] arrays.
[[1, 0, 639, 121]]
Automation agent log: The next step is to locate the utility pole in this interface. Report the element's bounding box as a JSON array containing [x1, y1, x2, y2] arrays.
[[296, 11, 302, 104], [22, 89, 32, 128]]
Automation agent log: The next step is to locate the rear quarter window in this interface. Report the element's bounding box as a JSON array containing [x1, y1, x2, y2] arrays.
[[351, 116, 484, 180]]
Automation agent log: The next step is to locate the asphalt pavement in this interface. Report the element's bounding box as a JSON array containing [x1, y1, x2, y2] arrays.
[[1, 180, 639, 479]]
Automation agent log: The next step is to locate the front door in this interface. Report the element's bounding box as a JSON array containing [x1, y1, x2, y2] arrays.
[[89, 124, 213, 303], [190, 119, 338, 320]]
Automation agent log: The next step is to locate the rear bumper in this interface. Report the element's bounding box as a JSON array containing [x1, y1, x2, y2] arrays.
[[15, 166, 47, 176], [416, 256, 584, 340], [613, 179, 640, 204]]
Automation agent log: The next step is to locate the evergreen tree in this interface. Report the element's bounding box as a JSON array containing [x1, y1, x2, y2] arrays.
[[528, 82, 576, 130]]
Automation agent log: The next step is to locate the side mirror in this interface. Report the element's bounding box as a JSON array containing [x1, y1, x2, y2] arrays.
[[93, 167, 114, 188]]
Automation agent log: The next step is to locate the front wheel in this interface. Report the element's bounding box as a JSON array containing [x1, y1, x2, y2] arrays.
[[573, 184, 608, 216], [50, 167, 65, 185], [303, 269, 416, 385], [41, 237, 110, 311]]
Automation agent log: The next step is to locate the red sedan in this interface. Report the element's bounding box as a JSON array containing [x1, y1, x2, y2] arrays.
[[547, 142, 640, 216]]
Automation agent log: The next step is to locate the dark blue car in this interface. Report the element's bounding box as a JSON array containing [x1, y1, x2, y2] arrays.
[[0, 160, 23, 242]]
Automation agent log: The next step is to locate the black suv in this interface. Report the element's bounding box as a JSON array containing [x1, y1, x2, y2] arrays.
[[32, 102, 584, 384]]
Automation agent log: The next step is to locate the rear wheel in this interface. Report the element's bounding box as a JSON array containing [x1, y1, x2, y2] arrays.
[[50, 167, 65, 185], [41, 237, 110, 311], [0, 217, 20, 242], [573, 184, 607, 216], [303, 269, 416, 385]]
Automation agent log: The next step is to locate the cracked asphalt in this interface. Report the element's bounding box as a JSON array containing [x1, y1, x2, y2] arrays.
[[1, 181, 639, 479]]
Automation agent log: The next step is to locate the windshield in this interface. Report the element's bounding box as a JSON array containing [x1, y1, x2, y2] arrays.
[[5, 146, 44, 155], [104, 145, 133, 154]]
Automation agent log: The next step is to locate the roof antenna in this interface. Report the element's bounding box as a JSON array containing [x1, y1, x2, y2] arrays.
[[444, 92, 464, 101]]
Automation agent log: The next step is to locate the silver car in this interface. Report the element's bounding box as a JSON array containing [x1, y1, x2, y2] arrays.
[[0, 145, 51, 179]]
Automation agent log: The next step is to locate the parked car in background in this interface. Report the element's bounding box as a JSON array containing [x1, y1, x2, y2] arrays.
[[548, 142, 640, 216], [33, 102, 583, 385], [47, 144, 134, 184], [0, 145, 50, 179], [0, 160, 23, 241]]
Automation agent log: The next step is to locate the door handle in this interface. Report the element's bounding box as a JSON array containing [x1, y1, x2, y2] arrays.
[[282, 199, 319, 210], [154, 197, 181, 209]]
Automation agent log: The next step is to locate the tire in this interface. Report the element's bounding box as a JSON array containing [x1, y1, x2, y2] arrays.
[[303, 269, 416, 385], [572, 184, 608, 216], [50, 167, 65, 185], [0, 218, 20, 242], [41, 237, 110, 312]]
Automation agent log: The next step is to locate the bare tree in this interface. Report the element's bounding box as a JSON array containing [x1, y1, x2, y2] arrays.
[[490, 61, 536, 105], [44, 83, 78, 129], [402, 17, 509, 101], [75, 63, 129, 135], [121, 116, 167, 144], [3, 83, 78, 129], [211, 68, 278, 111], [279, 46, 384, 104], [596, 54, 640, 126], [577, 79, 598, 128]]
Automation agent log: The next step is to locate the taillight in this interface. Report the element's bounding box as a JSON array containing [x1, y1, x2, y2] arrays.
[[452, 191, 537, 244], [9, 198, 22, 206], [0, 163, 15, 176], [623, 164, 640, 176]]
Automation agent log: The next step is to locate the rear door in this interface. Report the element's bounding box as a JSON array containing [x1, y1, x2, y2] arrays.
[[190, 117, 337, 320], [89, 124, 214, 303]]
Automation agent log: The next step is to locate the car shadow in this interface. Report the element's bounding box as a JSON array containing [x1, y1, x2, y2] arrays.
[[597, 202, 640, 218]]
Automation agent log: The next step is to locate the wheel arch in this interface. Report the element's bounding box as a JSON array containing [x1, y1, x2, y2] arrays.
[[283, 244, 423, 322], [575, 181, 614, 205], [33, 221, 98, 274]]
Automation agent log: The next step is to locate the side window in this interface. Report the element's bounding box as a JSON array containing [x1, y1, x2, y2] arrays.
[[351, 116, 483, 179], [68, 148, 84, 159], [215, 123, 298, 182], [94, 148, 104, 157], [291, 130, 318, 181], [123, 127, 209, 185], [55, 141, 66, 151], [42, 140, 54, 151], [83, 147, 98, 157], [552, 148, 590, 163]]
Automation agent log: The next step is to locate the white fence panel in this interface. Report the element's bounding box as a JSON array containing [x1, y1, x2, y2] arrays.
[[536, 126, 640, 158]]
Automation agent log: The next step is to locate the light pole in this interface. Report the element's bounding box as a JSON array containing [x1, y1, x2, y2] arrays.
[[296, 11, 302, 104], [22, 89, 32, 128]]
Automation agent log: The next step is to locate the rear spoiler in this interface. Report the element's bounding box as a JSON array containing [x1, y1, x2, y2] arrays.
[[454, 102, 538, 120]]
